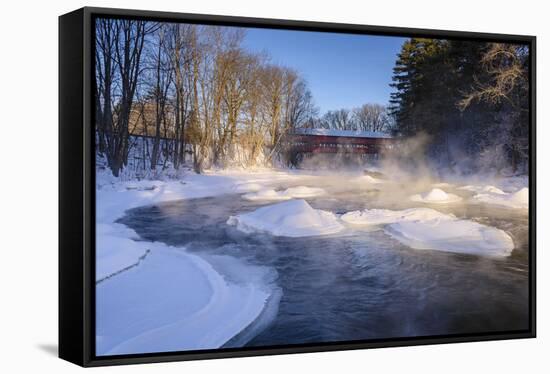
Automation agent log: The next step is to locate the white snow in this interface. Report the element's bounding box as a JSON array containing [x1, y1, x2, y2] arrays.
[[95, 169, 303, 355], [95, 169, 310, 223], [242, 189, 292, 201], [284, 186, 326, 198], [96, 224, 146, 281], [242, 186, 326, 201], [459, 184, 506, 194], [227, 199, 344, 237], [350, 175, 385, 185], [410, 188, 462, 204], [341, 207, 454, 226], [341, 207, 513, 257], [473, 187, 529, 210], [97, 242, 274, 355], [385, 219, 514, 257], [232, 182, 264, 193]]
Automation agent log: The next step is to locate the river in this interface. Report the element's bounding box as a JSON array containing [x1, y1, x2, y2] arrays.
[[117, 175, 529, 347]]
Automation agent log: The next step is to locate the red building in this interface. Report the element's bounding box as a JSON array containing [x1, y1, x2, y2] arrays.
[[287, 128, 396, 156]]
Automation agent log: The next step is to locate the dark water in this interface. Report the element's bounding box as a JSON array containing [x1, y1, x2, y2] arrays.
[[118, 181, 529, 347]]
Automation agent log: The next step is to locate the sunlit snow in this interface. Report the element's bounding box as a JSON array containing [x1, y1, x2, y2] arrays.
[[342, 207, 513, 256], [410, 188, 462, 204], [228, 199, 344, 237]]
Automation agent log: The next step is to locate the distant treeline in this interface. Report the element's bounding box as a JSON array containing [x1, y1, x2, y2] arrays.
[[389, 39, 529, 174], [307, 103, 394, 133]]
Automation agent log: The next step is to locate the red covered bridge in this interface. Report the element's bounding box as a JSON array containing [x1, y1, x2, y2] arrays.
[[286, 128, 396, 157]]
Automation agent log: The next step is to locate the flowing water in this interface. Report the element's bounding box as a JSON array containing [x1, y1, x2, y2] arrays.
[[118, 176, 530, 347]]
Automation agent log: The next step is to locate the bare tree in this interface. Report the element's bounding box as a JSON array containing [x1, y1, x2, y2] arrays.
[[148, 25, 173, 170], [286, 80, 317, 130], [459, 43, 528, 110], [105, 20, 149, 176], [352, 103, 389, 132], [167, 24, 193, 169], [95, 19, 117, 155], [241, 57, 270, 166], [322, 109, 352, 130], [459, 43, 529, 172]]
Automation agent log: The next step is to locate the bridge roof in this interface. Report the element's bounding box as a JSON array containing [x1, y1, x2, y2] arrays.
[[293, 128, 393, 139]]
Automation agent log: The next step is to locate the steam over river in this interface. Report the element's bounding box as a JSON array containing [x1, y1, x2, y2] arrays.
[[118, 176, 529, 347]]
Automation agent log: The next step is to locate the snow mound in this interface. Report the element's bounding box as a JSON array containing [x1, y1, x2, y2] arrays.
[[473, 187, 528, 210], [385, 219, 514, 257], [242, 186, 325, 201], [227, 199, 344, 237], [341, 207, 454, 226], [123, 181, 159, 191], [459, 185, 506, 195], [233, 182, 264, 193], [360, 175, 384, 184], [513, 188, 529, 203], [242, 189, 292, 201], [283, 186, 326, 198], [350, 175, 385, 185], [341, 207, 513, 257], [410, 188, 462, 204]]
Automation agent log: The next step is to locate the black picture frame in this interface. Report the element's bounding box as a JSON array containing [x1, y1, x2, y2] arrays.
[[59, 6, 537, 367]]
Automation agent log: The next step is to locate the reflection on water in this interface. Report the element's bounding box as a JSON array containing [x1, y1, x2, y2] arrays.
[[118, 178, 529, 347]]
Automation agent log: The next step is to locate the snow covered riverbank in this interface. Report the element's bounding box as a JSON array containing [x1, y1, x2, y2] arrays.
[[95, 168, 308, 355], [97, 241, 275, 355]]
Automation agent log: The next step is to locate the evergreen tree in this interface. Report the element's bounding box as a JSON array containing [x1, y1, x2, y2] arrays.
[[389, 37, 529, 174]]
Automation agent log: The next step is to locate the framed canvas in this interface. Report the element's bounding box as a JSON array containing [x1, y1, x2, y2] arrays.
[[59, 7, 536, 367]]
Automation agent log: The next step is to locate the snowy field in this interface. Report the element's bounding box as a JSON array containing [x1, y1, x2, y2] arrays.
[[96, 166, 529, 355]]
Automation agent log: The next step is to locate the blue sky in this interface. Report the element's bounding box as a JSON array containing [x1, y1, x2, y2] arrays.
[[242, 28, 407, 115]]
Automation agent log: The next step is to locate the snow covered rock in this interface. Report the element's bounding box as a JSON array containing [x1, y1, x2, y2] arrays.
[[341, 207, 514, 257], [227, 199, 344, 237], [242, 189, 292, 201], [410, 188, 462, 204], [459, 185, 506, 195], [341, 207, 454, 226], [385, 219, 514, 257], [283, 186, 326, 198], [473, 187, 528, 210], [233, 182, 264, 193], [242, 186, 325, 201], [350, 175, 385, 185]]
